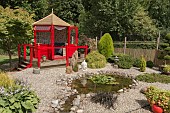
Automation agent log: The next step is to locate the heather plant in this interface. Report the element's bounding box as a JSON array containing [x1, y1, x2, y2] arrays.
[[98, 33, 114, 59], [86, 51, 106, 68], [140, 55, 146, 72]]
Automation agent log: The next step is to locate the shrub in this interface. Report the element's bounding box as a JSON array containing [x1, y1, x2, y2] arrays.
[[136, 73, 170, 83], [98, 33, 114, 59], [107, 53, 125, 63], [163, 65, 170, 73], [140, 55, 146, 72], [117, 55, 134, 69], [146, 60, 154, 68], [133, 58, 142, 68], [144, 86, 170, 113], [164, 55, 170, 60], [86, 51, 106, 68], [0, 72, 14, 88]]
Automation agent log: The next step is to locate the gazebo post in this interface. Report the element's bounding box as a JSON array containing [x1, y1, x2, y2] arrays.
[[51, 24, 54, 59], [33, 26, 36, 46]]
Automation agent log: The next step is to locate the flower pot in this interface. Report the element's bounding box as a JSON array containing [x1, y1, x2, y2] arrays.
[[152, 104, 163, 113]]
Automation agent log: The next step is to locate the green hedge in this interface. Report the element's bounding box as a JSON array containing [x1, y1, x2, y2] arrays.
[[114, 42, 168, 49]]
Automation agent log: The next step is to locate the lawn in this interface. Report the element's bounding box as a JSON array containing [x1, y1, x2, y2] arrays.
[[0, 55, 18, 65]]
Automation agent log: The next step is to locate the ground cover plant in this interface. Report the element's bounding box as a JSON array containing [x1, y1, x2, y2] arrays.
[[0, 72, 40, 113], [136, 73, 170, 83]]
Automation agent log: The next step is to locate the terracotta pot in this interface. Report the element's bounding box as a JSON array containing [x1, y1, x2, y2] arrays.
[[152, 104, 163, 113]]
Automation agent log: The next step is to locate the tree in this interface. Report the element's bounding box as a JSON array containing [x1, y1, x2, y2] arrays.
[[80, 0, 156, 40], [130, 6, 158, 41], [0, 6, 34, 70], [98, 33, 114, 59], [0, 0, 48, 20], [48, 0, 84, 24], [139, 0, 170, 36]]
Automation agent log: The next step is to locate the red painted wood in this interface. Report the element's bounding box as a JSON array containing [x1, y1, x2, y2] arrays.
[[37, 44, 41, 68], [152, 104, 163, 113], [23, 45, 26, 60], [51, 25, 54, 60], [34, 26, 36, 46], [29, 45, 33, 67]]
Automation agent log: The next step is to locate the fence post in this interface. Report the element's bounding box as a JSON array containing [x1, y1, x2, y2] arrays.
[[123, 37, 127, 54], [96, 37, 98, 49], [156, 31, 160, 50]]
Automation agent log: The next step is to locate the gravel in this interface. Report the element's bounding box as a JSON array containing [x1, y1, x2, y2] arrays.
[[9, 63, 169, 113]]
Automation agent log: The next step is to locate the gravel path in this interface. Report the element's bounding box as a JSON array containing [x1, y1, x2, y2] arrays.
[[9, 64, 169, 113]]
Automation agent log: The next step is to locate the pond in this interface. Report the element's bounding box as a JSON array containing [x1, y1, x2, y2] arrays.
[[71, 74, 133, 94]]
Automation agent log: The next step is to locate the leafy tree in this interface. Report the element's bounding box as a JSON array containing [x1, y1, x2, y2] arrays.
[[139, 0, 170, 35], [48, 0, 84, 24], [130, 6, 158, 41], [80, 0, 156, 40], [98, 33, 114, 59], [0, 6, 34, 70], [0, 0, 48, 20]]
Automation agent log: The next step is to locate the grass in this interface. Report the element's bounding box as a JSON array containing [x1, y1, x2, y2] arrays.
[[0, 55, 18, 65], [136, 73, 170, 83]]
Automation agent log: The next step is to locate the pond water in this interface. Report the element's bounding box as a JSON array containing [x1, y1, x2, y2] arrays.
[[60, 74, 133, 112], [71, 74, 133, 94]]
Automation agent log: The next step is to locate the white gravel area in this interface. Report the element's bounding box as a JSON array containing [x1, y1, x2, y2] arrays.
[[8, 63, 169, 113]]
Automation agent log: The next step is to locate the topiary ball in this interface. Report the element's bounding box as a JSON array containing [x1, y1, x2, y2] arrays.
[[86, 51, 106, 68], [146, 60, 154, 68]]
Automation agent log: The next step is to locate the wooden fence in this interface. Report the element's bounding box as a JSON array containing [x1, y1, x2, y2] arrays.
[[114, 48, 170, 66]]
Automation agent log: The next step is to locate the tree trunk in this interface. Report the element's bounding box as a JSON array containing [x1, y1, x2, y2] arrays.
[[8, 50, 12, 71]]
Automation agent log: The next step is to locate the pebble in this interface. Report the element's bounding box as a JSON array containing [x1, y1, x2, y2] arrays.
[[77, 109, 84, 113]]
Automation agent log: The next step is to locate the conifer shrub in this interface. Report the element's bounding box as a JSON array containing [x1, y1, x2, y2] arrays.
[[140, 55, 146, 72], [86, 51, 106, 68], [98, 33, 114, 59]]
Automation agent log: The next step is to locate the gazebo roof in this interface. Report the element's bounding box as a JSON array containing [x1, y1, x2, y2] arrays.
[[33, 13, 71, 26]]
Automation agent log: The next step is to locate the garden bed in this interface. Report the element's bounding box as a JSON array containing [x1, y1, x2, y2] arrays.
[[9, 63, 167, 113]]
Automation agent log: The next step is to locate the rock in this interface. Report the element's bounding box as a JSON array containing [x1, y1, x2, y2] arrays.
[[77, 109, 84, 113], [33, 68, 40, 74], [85, 93, 91, 98], [117, 89, 123, 93], [140, 87, 148, 94], [113, 65, 118, 69], [60, 101, 65, 105], [73, 98, 80, 106], [70, 106, 78, 111], [66, 66, 73, 74], [77, 95, 81, 99], [51, 104, 57, 108], [80, 94, 85, 99], [132, 79, 138, 85], [51, 100, 59, 107]]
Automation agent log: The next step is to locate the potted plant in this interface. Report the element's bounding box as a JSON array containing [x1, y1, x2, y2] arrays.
[[144, 86, 170, 113], [163, 65, 170, 75]]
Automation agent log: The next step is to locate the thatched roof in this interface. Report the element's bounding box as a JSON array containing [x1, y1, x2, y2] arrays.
[[33, 13, 70, 26]]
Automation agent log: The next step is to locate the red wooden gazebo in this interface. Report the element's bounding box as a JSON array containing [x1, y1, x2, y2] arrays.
[[18, 12, 88, 69]]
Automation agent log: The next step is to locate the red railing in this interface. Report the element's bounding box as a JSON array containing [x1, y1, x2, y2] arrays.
[[18, 43, 88, 68]]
